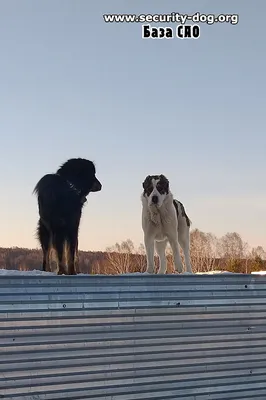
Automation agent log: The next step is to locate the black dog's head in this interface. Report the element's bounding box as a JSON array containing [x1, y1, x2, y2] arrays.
[[57, 158, 102, 197]]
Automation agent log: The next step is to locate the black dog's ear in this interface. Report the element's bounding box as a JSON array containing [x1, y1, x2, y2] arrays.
[[142, 175, 151, 189]]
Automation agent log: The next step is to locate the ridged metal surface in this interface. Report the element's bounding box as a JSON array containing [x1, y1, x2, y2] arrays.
[[1, 274, 266, 399]]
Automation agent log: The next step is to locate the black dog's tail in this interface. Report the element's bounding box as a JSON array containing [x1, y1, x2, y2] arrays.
[[34, 173, 64, 195], [34, 174, 58, 203], [34, 174, 50, 196], [33, 174, 64, 226]]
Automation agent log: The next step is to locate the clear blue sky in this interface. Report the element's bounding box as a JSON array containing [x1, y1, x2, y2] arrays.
[[0, 0, 265, 251]]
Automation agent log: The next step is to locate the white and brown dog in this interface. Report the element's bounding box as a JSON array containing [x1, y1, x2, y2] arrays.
[[141, 174, 193, 274]]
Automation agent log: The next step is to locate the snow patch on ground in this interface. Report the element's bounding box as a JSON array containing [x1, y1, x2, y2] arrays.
[[0, 269, 152, 276], [196, 270, 241, 275], [0, 270, 159, 276], [0, 269, 56, 276], [251, 271, 266, 275], [0, 269, 243, 276]]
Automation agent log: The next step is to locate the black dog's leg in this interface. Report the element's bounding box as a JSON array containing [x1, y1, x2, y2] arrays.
[[37, 220, 51, 272], [53, 232, 66, 275], [75, 239, 79, 274], [67, 230, 79, 275]]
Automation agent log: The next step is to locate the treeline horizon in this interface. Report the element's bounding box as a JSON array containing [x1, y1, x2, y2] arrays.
[[0, 229, 265, 274]]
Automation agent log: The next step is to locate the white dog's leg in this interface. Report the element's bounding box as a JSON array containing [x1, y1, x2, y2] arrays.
[[178, 220, 193, 274], [178, 234, 193, 273], [144, 235, 155, 273], [168, 236, 183, 273], [155, 240, 167, 274]]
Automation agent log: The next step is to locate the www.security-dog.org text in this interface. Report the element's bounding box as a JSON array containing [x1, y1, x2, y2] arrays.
[[103, 12, 239, 39]]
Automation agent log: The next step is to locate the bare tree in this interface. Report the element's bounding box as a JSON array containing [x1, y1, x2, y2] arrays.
[[93, 260, 103, 275], [106, 240, 132, 274], [135, 243, 147, 273], [189, 229, 218, 273], [165, 245, 174, 274], [251, 246, 266, 260], [218, 232, 248, 272], [106, 239, 147, 274], [218, 232, 247, 259], [83, 258, 93, 274], [247, 245, 266, 273]]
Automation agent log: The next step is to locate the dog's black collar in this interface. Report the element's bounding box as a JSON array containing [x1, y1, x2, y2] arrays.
[[55, 174, 87, 204], [66, 179, 87, 204], [66, 180, 80, 195]]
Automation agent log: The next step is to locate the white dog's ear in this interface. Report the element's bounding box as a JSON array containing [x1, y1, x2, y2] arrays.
[[142, 175, 151, 189], [158, 175, 169, 193], [159, 174, 168, 182]]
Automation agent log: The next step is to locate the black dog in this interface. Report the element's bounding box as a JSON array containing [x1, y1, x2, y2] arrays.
[[34, 158, 102, 275]]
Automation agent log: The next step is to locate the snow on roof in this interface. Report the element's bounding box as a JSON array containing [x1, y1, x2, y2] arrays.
[[0, 268, 56, 276], [0, 269, 242, 276], [251, 271, 266, 275], [196, 270, 240, 274]]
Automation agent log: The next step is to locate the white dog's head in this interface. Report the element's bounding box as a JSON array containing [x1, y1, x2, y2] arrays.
[[142, 174, 170, 208]]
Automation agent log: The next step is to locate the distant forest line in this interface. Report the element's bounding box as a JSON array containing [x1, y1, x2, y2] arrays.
[[0, 229, 265, 274]]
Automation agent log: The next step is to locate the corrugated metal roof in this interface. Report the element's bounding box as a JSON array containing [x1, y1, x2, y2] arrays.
[[1, 274, 266, 399]]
